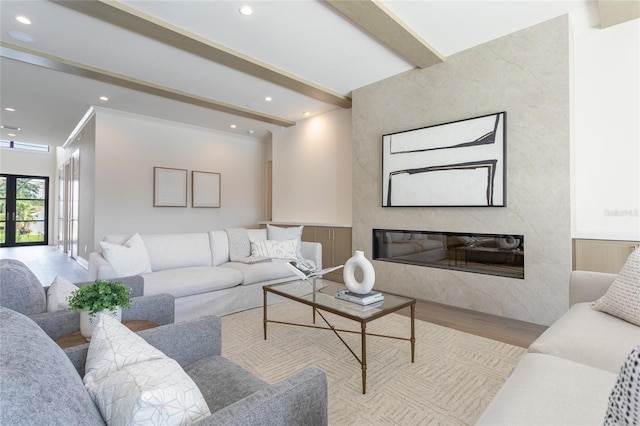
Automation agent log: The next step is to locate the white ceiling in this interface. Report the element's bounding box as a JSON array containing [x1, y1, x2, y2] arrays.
[[0, 0, 602, 147]]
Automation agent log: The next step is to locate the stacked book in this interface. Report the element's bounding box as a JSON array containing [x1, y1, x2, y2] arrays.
[[335, 289, 384, 305]]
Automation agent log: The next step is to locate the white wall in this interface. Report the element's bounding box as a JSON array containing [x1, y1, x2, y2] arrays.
[[573, 19, 640, 241], [0, 147, 57, 245], [85, 108, 266, 248], [272, 108, 352, 225]]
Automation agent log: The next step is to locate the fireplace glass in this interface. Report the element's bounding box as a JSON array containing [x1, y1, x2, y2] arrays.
[[372, 229, 524, 279]]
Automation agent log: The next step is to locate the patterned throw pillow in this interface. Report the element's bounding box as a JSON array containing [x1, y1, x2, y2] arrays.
[[251, 239, 298, 260], [604, 345, 640, 426], [266, 224, 303, 259], [99, 233, 152, 276], [592, 249, 640, 326], [84, 315, 211, 426]]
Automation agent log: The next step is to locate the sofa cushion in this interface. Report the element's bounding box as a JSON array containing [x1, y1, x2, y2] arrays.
[[46, 275, 78, 312], [0, 259, 46, 315], [0, 307, 105, 425], [476, 353, 617, 426], [223, 259, 296, 286], [185, 355, 268, 414], [105, 233, 213, 272], [209, 230, 230, 266], [225, 228, 251, 261], [592, 248, 640, 326], [528, 302, 640, 373], [84, 314, 211, 425], [604, 345, 640, 425], [100, 233, 152, 276], [143, 267, 243, 298]]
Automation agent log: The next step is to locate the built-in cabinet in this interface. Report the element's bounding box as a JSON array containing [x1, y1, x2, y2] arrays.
[[573, 239, 638, 273], [302, 226, 352, 283]]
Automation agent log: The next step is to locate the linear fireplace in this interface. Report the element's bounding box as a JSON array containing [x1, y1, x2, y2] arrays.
[[372, 229, 524, 279]]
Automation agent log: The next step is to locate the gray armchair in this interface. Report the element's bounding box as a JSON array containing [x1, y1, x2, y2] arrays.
[[0, 258, 174, 340], [0, 307, 329, 425]]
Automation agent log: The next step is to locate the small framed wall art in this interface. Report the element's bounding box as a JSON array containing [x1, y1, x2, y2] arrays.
[[192, 171, 221, 208], [153, 167, 187, 207], [382, 112, 507, 207]]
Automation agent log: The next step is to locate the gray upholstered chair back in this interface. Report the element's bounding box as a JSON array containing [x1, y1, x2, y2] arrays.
[[0, 259, 46, 316]]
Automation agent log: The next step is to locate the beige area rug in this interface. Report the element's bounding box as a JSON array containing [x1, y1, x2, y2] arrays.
[[221, 301, 525, 425]]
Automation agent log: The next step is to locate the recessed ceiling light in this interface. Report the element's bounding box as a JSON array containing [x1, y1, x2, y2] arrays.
[[247, 130, 254, 134], [264, 96, 272, 102], [4, 107, 16, 112], [7, 133, 16, 137], [239, 6, 253, 16], [1, 125, 21, 131], [8, 30, 36, 43], [99, 96, 109, 101], [303, 111, 310, 116], [16, 16, 31, 25], [230, 124, 237, 129]]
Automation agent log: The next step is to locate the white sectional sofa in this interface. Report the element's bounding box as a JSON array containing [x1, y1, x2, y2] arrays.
[[89, 228, 322, 322], [476, 266, 640, 425]]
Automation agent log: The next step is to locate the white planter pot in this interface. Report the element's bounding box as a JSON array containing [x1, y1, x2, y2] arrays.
[[343, 250, 376, 294], [80, 307, 122, 341]]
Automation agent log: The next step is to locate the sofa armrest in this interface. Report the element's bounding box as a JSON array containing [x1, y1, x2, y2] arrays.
[[198, 366, 328, 426], [569, 270, 617, 306], [302, 241, 323, 270], [31, 309, 81, 341], [88, 252, 117, 280], [64, 315, 222, 376]]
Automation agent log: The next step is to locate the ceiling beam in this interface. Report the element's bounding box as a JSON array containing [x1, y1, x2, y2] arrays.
[[324, 0, 444, 69], [52, 0, 352, 109], [0, 42, 296, 128], [597, 0, 640, 28]]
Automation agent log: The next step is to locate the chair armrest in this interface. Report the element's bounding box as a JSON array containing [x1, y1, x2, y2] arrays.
[[123, 293, 174, 325], [137, 315, 221, 367], [88, 252, 117, 280], [30, 309, 81, 341], [302, 241, 323, 269], [198, 367, 328, 426], [569, 270, 617, 306], [75, 275, 145, 297], [64, 315, 222, 376]]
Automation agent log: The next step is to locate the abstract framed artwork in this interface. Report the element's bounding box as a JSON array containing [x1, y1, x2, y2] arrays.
[[192, 171, 221, 208], [153, 167, 187, 207], [382, 112, 507, 207]]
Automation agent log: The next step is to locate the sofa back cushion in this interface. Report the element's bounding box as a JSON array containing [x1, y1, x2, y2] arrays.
[[0, 259, 46, 316], [0, 307, 105, 425], [104, 233, 212, 272]]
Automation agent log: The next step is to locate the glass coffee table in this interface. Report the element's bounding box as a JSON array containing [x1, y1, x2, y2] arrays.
[[263, 279, 415, 394]]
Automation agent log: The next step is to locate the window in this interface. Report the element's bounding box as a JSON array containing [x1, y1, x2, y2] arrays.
[[0, 140, 50, 153]]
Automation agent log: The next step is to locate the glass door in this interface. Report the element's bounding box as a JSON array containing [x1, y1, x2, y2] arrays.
[[0, 174, 49, 246]]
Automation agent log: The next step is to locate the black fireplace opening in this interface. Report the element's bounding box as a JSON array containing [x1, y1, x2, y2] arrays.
[[372, 229, 524, 279]]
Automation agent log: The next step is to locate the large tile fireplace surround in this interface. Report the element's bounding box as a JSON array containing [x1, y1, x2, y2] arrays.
[[372, 229, 525, 279]]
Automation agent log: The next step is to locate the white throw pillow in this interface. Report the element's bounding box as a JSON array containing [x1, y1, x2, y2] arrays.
[[266, 224, 303, 259], [46, 276, 78, 312], [100, 233, 152, 276], [592, 249, 640, 326], [84, 314, 211, 426], [251, 239, 298, 260]]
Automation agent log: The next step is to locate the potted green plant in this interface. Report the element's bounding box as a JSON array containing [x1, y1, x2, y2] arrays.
[[67, 279, 132, 340]]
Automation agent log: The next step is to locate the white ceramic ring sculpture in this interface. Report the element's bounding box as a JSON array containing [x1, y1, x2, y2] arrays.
[[343, 250, 375, 294]]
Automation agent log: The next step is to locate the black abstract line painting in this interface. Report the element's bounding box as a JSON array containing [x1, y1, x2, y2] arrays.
[[382, 112, 506, 207]]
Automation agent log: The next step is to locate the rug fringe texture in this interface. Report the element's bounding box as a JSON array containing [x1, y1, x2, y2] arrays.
[[221, 300, 525, 425]]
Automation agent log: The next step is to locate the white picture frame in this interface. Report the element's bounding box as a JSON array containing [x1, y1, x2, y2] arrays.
[[192, 171, 221, 208], [153, 167, 187, 207]]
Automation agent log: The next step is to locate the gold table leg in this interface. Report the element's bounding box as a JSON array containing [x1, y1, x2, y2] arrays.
[[361, 321, 367, 394]]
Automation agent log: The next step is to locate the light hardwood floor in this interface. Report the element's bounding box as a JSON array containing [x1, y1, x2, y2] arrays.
[[1, 245, 546, 348]]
